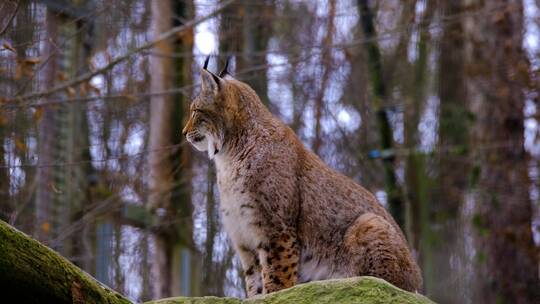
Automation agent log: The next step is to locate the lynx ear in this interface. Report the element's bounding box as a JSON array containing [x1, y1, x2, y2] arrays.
[[219, 56, 232, 79], [203, 56, 210, 70], [200, 69, 222, 93]]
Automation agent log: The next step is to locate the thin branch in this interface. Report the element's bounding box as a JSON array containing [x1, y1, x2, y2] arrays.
[[0, 138, 527, 170], [3, 0, 511, 106], [0, 0, 21, 37], [13, 3, 113, 96], [1, 51, 312, 110], [6, 0, 236, 103], [0, 142, 186, 169]]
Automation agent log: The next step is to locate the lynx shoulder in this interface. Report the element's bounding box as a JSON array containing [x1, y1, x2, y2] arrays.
[[182, 59, 422, 297]]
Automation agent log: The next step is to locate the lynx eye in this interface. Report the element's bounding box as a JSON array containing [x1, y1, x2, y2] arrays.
[[193, 108, 207, 115], [191, 109, 208, 122]]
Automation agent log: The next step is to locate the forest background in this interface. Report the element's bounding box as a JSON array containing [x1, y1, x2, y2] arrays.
[[0, 0, 539, 303]]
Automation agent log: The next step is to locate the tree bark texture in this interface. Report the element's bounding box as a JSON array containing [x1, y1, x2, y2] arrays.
[[427, 1, 470, 302], [357, 0, 406, 229], [35, 8, 59, 243], [465, 1, 540, 302], [148, 0, 197, 298]]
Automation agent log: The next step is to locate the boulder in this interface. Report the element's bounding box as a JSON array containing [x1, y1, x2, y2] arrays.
[[146, 276, 434, 304]]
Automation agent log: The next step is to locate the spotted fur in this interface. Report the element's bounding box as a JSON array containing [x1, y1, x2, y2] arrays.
[[182, 67, 422, 297]]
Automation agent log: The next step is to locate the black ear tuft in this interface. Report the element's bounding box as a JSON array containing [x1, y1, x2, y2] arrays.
[[219, 56, 231, 77], [210, 72, 221, 89], [203, 56, 210, 70]]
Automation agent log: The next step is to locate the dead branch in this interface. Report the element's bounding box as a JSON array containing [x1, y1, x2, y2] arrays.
[[0, 0, 21, 37], [6, 0, 236, 104]]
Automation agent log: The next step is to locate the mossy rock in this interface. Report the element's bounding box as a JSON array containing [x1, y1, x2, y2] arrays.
[[0, 220, 131, 304], [146, 277, 434, 304]]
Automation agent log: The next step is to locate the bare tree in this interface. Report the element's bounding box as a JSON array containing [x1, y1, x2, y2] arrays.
[[148, 0, 198, 298], [357, 0, 406, 229], [35, 8, 59, 243], [465, 1, 540, 302], [219, 0, 274, 106], [427, 0, 469, 302], [312, 0, 335, 156]]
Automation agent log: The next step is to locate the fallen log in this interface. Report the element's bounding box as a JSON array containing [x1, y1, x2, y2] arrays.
[[0, 219, 132, 304]]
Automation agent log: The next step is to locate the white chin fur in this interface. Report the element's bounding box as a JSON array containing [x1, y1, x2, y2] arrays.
[[206, 135, 222, 160], [190, 133, 222, 160], [191, 137, 209, 152]]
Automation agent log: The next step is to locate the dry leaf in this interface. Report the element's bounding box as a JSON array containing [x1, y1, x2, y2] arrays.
[[14, 63, 22, 80], [57, 71, 67, 81], [79, 83, 88, 97], [0, 113, 7, 126], [125, 94, 136, 102], [88, 59, 97, 71], [50, 182, 62, 194], [71, 281, 84, 304], [177, 30, 194, 44], [15, 138, 27, 152], [41, 222, 51, 234], [88, 82, 101, 95], [2, 42, 16, 53], [33, 107, 44, 122], [66, 86, 76, 97], [15, 57, 38, 79], [23, 57, 41, 65]]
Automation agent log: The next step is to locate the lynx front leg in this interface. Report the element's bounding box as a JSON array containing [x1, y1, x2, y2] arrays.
[[258, 232, 300, 294], [238, 246, 262, 297]]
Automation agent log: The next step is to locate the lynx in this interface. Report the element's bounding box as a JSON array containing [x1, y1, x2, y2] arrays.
[[182, 58, 422, 297]]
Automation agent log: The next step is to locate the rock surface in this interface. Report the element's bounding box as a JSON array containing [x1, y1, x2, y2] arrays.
[[146, 276, 434, 304], [0, 219, 131, 304], [0, 219, 434, 304]]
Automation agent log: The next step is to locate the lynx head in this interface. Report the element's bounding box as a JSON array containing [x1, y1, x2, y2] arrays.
[[182, 57, 234, 159]]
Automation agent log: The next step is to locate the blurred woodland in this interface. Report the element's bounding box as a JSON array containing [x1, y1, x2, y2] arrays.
[[1, 0, 539, 303]]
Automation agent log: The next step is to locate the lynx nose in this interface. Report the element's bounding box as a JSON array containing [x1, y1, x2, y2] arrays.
[[182, 128, 188, 137]]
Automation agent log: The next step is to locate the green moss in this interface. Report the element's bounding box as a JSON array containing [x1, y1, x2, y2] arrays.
[[0, 220, 131, 304], [0, 220, 435, 304], [148, 296, 242, 304], [145, 277, 434, 304]]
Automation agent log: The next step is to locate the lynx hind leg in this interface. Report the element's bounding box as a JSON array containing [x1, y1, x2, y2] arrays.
[[344, 212, 422, 292], [258, 232, 300, 294], [238, 246, 263, 297]]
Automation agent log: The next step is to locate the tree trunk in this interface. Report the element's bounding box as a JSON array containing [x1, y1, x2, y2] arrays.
[[0, 219, 131, 304], [219, 0, 274, 107], [466, 1, 540, 302], [148, 0, 197, 298], [403, 0, 432, 295], [60, 6, 95, 271], [425, 1, 469, 301], [0, 0, 36, 224], [35, 8, 59, 243], [240, 0, 274, 107], [0, 123, 8, 222], [312, 0, 335, 156], [201, 164, 222, 295], [357, 0, 406, 229]]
